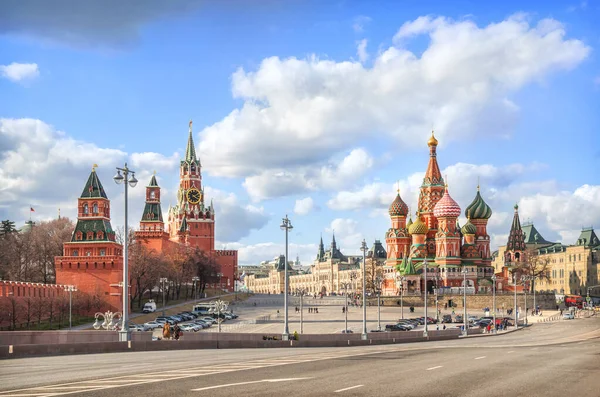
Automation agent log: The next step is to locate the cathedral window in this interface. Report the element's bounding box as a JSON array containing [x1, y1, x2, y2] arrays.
[[83, 203, 89, 214], [97, 231, 104, 239], [191, 164, 196, 172], [86, 251, 91, 256], [92, 203, 98, 214], [87, 232, 94, 240], [73, 249, 78, 256], [150, 191, 156, 199], [76, 232, 83, 241], [100, 249, 105, 256]]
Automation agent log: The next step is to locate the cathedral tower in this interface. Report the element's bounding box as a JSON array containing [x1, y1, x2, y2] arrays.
[[433, 184, 462, 264], [418, 131, 445, 257], [464, 185, 493, 266], [505, 204, 526, 266], [385, 189, 411, 269]]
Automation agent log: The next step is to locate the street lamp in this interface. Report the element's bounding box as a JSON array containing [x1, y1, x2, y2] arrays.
[[513, 273, 518, 330], [160, 277, 168, 316], [93, 311, 122, 331], [192, 276, 200, 301], [210, 299, 228, 333], [280, 214, 293, 340], [375, 275, 384, 331], [341, 281, 351, 333], [434, 270, 440, 323], [360, 239, 368, 340], [113, 163, 138, 342], [297, 288, 307, 334], [397, 275, 406, 319], [491, 274, 497, 334], [423, 258, 428, 338], [462, 267, 468, 337], [521, 276, 528, 326], [64, 285, 77, 330]]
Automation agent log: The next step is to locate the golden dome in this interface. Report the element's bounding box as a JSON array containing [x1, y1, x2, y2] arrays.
[[427, 130, 438, 147], [408, 213, 429, 235]]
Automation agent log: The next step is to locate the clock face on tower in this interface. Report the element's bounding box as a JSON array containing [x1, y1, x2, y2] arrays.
[[186, 188, 201, 205]]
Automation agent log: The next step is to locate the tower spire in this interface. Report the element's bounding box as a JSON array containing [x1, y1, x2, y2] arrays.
[[185, 120, 198, 163], [506, 203, 525, 251]]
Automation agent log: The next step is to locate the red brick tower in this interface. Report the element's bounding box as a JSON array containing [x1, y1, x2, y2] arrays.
[[55, 166, 124, 312], [168, 121, 215, 251], [385, 189, 411, 269], [135, 173, 172, 252], [418, 131, 445, 257], [504, 204, 526, 266]]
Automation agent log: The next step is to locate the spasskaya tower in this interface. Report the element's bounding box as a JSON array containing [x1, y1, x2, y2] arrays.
[[167, 120, 215, 251]]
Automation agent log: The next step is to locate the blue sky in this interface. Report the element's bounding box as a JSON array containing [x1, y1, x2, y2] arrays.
[[1, 0, 599, 265]]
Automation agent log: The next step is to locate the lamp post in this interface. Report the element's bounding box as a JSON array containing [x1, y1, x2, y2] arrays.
[[360, 239, 368, 339], [434, 271, 440, 323], [521, 276, 528, 326], [375, 275, 383, 331], [113, 163, 138, 342], [462, 267, 468, 337], [397, 275, 406, 319], [341, 281, 351, 333], [192, 276, 199, 301], [160, 277, 168, 317], [210, 299, 228, 333], [297, 288, 306, 334], [280, 214, 293, 340], [93, 311, 122, 331], [64, 285, 77, 330], [423, 258, 428, 338], [491, 274, 497, 334], [513, 273, 518, 330]]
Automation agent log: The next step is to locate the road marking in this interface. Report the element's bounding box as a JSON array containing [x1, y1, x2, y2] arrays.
[[426, 366, 443, 370], [474, 356, 486, 360], [507, 351, 514, 354], [334, 385, 364, 393], [191, 377, 312, 391]]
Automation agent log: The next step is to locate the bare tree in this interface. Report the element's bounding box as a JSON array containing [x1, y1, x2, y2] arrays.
[[32, 295, 47, 327]]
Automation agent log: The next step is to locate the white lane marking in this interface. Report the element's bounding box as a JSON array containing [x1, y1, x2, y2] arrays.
[[334, 385, 364, 393], [191, 377, 312, 391], [507, 351, 514, 354], [426, 366, 443, 370], [474, 356, 486, 360]]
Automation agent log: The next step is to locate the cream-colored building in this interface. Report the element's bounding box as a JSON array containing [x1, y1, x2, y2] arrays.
[[492, 215, 600, 296], [244, 236, 387, 295]]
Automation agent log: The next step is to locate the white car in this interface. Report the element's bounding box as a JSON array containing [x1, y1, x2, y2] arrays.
[[563, 312, 575, 320], [144, 321, 163, 330]]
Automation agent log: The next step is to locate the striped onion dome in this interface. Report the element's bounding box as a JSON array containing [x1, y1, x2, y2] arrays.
[[408, 215, 429, 235], [389, 192, 409, 216], [433, 188, 461, 218], [464, 190, 492, 220], [461, 218, 477, 235]]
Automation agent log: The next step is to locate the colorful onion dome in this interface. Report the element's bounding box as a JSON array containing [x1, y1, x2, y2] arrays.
[[464, 189, 492, 219], [408, 214, 429, 235], [407, 216, 413, 229], [461, 218, 477, 235], [433, 188, 461, 218], [427, 130, 438, 147], [389, 192, 409, 216]]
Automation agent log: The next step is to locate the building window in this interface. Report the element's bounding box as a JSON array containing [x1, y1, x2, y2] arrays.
[[73, 249, 78, 256], [93, 203, 98, 214], [579, 254, 581, 261], [97, 231, 104, 239], [86, 251, 91, 256], [150, 191, 156, 199], [100, 249, 105, 256], [76, 232, 83, 241], [87, 232, 94, 240]]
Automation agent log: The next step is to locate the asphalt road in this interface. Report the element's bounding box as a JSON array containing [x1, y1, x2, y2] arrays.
[[1, 317, 598, 397]]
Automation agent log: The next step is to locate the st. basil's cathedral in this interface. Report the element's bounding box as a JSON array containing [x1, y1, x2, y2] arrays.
[[383, 132, 494, 295]]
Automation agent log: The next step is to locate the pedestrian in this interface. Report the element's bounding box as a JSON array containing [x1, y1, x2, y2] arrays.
[[443, 324, 446, 330], [342, 307, 345, 313], [173, 324, 181, 340]]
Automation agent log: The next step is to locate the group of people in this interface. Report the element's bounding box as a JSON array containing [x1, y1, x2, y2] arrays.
[[293, 306, 320, 313], [161, 323, 182, 340]]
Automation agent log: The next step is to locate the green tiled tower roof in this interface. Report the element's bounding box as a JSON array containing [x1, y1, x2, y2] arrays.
[[184, 120, 200, 165], [148, 174, 158, 187], [141, 203, 163, 222], [80, 170, 107, 199], [71, 219, 116, 242]]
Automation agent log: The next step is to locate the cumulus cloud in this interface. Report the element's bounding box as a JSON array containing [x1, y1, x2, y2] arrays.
[[243, 148, 374, 201], [294, 197, 315, 216], [0, 62, 39, 82], [325, 218, 363, 252], [356, 39, 368, 63], [518, 184, 600, 244], [204, 187, 270, 242], [225, 241, 316, 266], [198, 14, 589, 203]]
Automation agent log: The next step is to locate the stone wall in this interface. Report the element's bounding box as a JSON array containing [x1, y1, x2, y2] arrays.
[[377, 292, 556, 310]]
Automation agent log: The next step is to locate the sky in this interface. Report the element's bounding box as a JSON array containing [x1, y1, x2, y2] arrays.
[[1, 0, 599, 266]]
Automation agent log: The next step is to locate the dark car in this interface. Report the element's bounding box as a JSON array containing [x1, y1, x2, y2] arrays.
[[442, 314, 452, 323], [385, 324, 411, 331]]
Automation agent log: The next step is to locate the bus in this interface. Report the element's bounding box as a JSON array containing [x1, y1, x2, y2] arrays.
[[192, 303, 213, 314], [564, 295, 584, 309]]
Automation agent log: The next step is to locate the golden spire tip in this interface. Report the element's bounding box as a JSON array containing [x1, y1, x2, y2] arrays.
[[92, 163, 98, 172]]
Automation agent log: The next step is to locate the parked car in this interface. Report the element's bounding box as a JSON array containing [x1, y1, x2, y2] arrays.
[[142, 300, 157, 313], [563, 311, 575, 320], [442, 314, 452, 323], [455, 315, 463, 323], [340, 329, 354, 333], [385, 324, 411, 331], [200, 316, 217, 324], [129, 324, 145, 332], [143, 321, 163, 330]]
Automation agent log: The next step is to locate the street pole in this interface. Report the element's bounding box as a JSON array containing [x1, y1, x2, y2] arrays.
[[514, 274, 518, 330], [533, 276, 537, 315], [160, 278, 168, 317], [400, 276, 405, 320], [300, 291, 304, 334], [377, 289, 381, 331], [280, 215, 293, 340], [114, 163, 137, 342], [463, 267, 467, 337], [65, 285, 77, 330], [523, 278, 528, 326], [423, 258, 428, 337], [360, 240, 368, 340], [492, 274, 497, 334]]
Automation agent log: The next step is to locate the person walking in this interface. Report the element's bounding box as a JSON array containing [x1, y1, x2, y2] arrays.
[[162, 323, 171, 340]]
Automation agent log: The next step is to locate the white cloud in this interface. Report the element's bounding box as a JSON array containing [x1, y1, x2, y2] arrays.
[[225, 241, 316, 266], [243, 148, 374, 201], [0, 62, 39, 82], [352, 15, 372, 33], [325, 218, 363, 251], [198, 14, 589, 204], [294, 197, 315, 215], [130, 152, 179, 173], [356, 39, 368, 63], [518, 184, 600, 244]]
